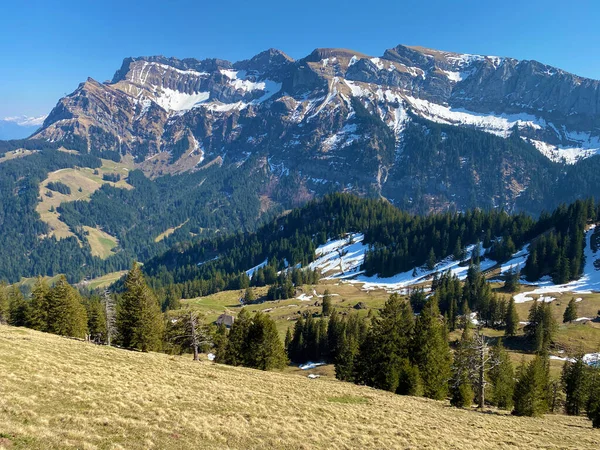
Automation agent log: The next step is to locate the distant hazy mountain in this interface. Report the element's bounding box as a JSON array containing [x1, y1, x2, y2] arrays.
[[0, 115, 46, 140]]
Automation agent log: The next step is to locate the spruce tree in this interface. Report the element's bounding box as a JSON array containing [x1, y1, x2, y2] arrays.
[[335, 333, 359, 382], [117, 263, 164, 352], [488, 339, 515, 409], [450, 322, 475, 408], [86, 296, 107, 343], [413, 298, 452, 400], [45, 276, 88, 338], [245, 312, 287, 370], [322, 290, 332, 316], [512, 355, 550, 417], [587, 365, 600, 428], [0, 282, 10, 325], [504, 298, 519, 337], [28, 277, 50, 331], [561, 354, 589, 415], [354, 294, 415, 393], [563, 298, 578, 323], [225, 308, 251, 366], [8, 286, 29, 327], [243, 287, 255, 304]]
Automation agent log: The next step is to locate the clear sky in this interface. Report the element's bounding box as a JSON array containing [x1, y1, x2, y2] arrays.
[[2, 0, 599, 118]]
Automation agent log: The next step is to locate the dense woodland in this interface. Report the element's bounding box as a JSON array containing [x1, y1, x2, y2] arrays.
[[143, 195, 598, 301]]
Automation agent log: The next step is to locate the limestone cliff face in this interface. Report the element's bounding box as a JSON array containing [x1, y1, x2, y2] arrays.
[[33, 44, 600, 212]]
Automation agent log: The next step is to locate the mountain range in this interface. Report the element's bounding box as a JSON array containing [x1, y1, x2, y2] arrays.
[[32, 44, 600, 213], [2, 44, 600, 282]]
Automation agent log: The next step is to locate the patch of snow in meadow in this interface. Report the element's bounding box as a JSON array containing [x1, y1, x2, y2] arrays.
[[513, 226, 600, 302], [309, 233, 366, 276]]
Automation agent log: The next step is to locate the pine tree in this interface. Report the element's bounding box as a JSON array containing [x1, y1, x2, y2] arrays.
[[117, 263, 164, 352], [322, 289, 332, 316], [8, 286, 29, 327], [0, 282, 10, 325], [243, 287, 255, 304], [488, 339, 515, 409], [284, 327, 293, 356], [354, 294, 415, 393], [427, 248, 437, 271], [587, 363, 600, 428], [563, 298, 578, 323], [28, 277, 49, 331], [225, 308, 251, 366], [512, 354, 550, 417], [450, 322, 475, 408], [504, 298, 519, 337], [561, 354, 589, 415], [245, 312, 287, 370], [413, 298, 452, 400], [525, 301, 557, 353], [335, 333, 359, 382], [46, 276, 88, 338], [86, 296, 107, 344]]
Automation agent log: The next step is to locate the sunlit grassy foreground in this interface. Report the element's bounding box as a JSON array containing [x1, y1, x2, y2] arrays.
[[1, 326, 599, 449]]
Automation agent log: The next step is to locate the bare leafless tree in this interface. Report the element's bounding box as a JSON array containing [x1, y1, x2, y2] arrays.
[[468, 326, 501, 408], [103, 289, 116, 346], [169, 310, 212, 360]]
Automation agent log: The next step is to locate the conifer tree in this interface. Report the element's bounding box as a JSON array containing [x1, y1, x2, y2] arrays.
[[243, 287, 255, 304], [322, 290, 332, 316], [488, 339, 515, 409], [225, 308, 251, 366], [327, 310, 344, 362], [561, 354, 589, 415], [212, 323, 229, 363], [335, 333, 359, 382], [587, 362, 600, 428], [355, 294, 415, 393], [450, 322, 475, 408], [504, 298, 519, 337], [46, 276, 88, 338], [512, 355, 550, 417], [86, 296, 107, 343], [117, 263, 164, 352], [245, 312, 287, 370], [563, 298, 578, 323], [28, 277, 49, 331], [0, 282, 10, 325], [412, 298, 452, 400], [7, 286, 29, 327], [525, 301, 557, 353], [284, 327, 293, 355]]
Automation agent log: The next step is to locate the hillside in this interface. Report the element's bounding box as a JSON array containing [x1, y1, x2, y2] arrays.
[[3, 44, 600, 282], [0, 325, 599, 449]]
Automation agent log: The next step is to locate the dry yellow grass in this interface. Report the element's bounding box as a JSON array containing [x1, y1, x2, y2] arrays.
[[82, 226, 119, 259], [1, 326, 598, 449], [154, 220, 189, 243], [35, 160, 132, 241], [0, 149, 38, 164], [76, 271, 128, 290]]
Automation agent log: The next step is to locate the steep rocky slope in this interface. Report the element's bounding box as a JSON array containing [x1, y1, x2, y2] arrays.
[[32, 44, 600, 212]]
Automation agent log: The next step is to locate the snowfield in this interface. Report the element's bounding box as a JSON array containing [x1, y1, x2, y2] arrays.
[[514, 225, 600, 303]]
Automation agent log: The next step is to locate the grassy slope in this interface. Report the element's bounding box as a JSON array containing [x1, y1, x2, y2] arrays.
[[1, 326, 599, 450], [35, 159, 132, 241]]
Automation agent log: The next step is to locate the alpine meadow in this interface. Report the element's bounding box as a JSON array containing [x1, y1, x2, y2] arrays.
[[2, 2, 600, 449]]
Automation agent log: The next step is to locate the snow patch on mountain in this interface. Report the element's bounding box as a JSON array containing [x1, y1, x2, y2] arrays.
[[406, 97, 545, 137], [154, 88, 210, 111], [526, 138, 600, 164]]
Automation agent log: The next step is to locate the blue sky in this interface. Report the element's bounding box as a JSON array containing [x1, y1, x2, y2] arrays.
[[1, 0, 599, 118]]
